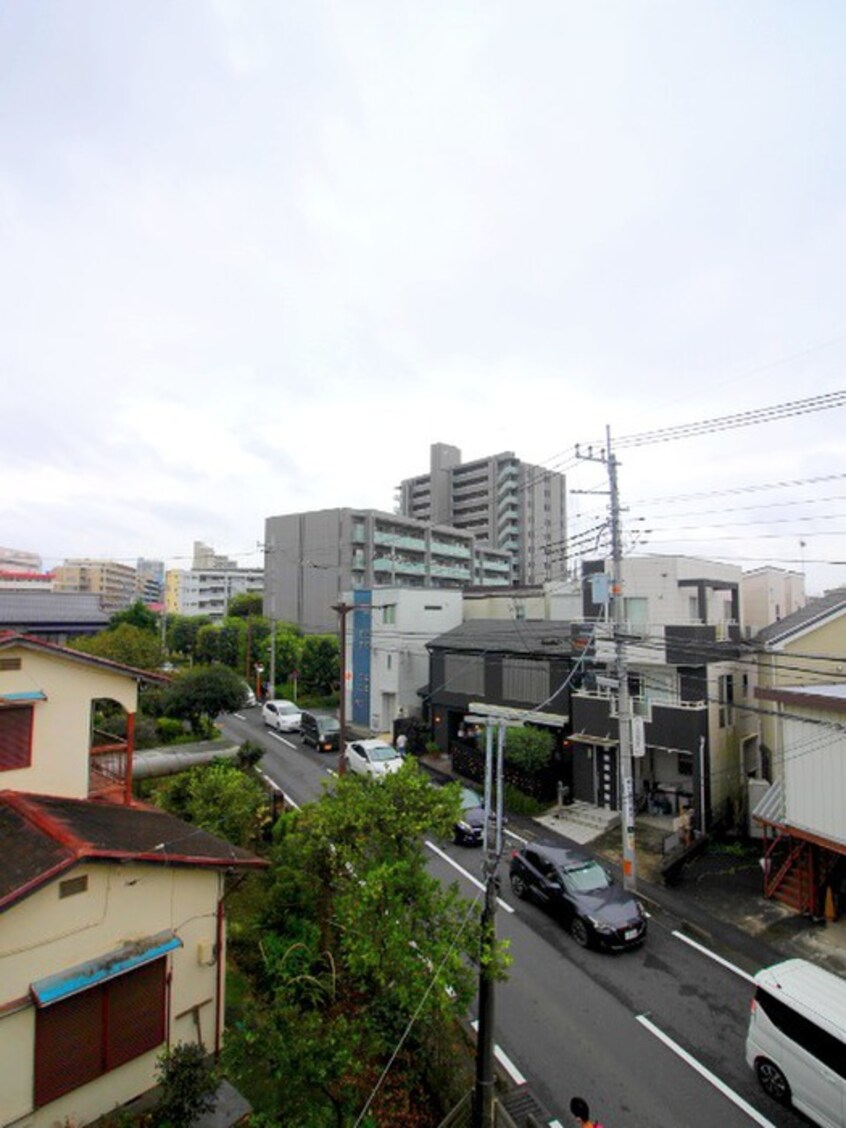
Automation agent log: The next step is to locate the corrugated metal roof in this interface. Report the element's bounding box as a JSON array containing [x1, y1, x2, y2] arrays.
[[0, 590, 109, 627], [751, 779, 785, 825]]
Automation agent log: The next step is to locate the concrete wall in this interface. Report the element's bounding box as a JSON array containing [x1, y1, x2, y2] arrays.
[[0, 863, 222, 1128]]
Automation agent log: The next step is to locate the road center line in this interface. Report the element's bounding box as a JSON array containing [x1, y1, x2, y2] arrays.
[[470, 1020, 526, 1085], [268, 731, 297, 749], [424, 841, 514, 914], [671, 930, 756, 984], [636, 1015, 776, 1127]]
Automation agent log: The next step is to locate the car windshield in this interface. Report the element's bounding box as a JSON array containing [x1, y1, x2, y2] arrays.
[[460, 788, 483, 811], [319, 718, 340, 732], [367, 743, 398, 762], [279, 704, 299, 715], [562, 860, 611, 892]]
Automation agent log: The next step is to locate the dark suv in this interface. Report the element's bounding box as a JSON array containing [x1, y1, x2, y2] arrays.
[[509, 841, 647, 950], [300, 710, 341, 753]]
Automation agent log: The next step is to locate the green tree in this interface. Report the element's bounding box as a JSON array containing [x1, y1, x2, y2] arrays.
[[168, 614, 212, 660], [69, 623, 163, 671], [299, 635, 339, 696], [218, 621, 243, 669], [163, 665, 245, 735], [227, 592, 264, 618], [109, 600, 159, 633], [222, 763, 506, 1125], [154, 1042, 218, 1127], [153, 759, 267, 848], [195, 624, 220, 666], [504, 725, 554, 772]]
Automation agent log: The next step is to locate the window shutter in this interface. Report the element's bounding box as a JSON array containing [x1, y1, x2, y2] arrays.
[[35, 984, 104, 1107], [0, 706, 33, 770], [106, 959, 166, 1070]]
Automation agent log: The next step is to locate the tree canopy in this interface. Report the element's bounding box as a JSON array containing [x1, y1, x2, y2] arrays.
[[152, 758, 268, 849], [298, 635, 339, 696], [222, 763, 504, 1125], [163, 664, 245, 735], [69, 623, 163, 671], [227, 592, 264, 618], [109, 600, 160, 633]]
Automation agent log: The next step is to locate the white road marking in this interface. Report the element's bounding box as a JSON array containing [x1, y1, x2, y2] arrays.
[[548, 1121, 564, 1128], [255, 769, 300, 809], [424, 841, 514, 914], [268, 731, 297, 749], [671, 931, 756, 984], [470, 1020, 526, 1086], [504, 827, 528, 844], [231, 712, 246, 720], [636, 1015, 777, 1127]]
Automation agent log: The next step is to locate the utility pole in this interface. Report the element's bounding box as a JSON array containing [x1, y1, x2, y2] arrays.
[[606, 427, 637, 891], [575, 432, 638, 891]]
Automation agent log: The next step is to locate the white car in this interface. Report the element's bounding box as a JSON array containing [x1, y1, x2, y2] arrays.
[[262, 699, 302, 733], [345, 739, 404, 779]]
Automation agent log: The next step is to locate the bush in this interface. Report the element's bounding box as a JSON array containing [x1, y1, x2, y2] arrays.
[[504, 727, 554, 773], [156, 717, 187, 743], [154, 1042, 217, 1127], [503, 783, 546, 816]]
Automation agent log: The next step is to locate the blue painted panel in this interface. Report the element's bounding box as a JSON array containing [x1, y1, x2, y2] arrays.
[[351, 590, 372, 727], [32, 931, 182, 1006]]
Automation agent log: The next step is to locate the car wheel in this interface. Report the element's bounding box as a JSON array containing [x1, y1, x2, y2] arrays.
[[756, 1059, 791, 1106], [571, 916, 591, 948], [510, 872, 528, 900]]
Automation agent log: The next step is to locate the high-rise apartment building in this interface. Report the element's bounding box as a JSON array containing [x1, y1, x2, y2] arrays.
[[135, 558, 165, 603], [53, 559, 137, 614], [165, 543, 262, 620], [264, 508, 513, 634], [398, 443, 567, 585], [0, 547, 42, 573]]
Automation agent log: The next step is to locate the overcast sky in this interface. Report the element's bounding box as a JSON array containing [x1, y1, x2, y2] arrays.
[[2, 2, 845, 595]]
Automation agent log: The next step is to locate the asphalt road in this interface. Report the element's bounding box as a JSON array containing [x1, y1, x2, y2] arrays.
[[220, 710, 811, 1128]]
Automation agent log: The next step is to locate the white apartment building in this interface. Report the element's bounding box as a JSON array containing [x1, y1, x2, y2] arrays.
[[341, 587, 463, 733], [53, 559, 137, 614], [165, 566, 263, 620]]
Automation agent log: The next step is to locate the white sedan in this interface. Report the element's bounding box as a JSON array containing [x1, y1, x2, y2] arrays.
[[345, 739, 404, 779], [261, 699, 302, 733]]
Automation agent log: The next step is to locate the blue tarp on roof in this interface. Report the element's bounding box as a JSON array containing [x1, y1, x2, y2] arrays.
[[31, 930, 182, 1006]]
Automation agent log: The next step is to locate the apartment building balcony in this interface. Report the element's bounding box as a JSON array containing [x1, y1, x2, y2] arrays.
[[373, 531, 427, 552], [373, 557, 427, 575], [430, 540, 472, 559], [571, 688, 707, 756], [430, 562, 472, 580]]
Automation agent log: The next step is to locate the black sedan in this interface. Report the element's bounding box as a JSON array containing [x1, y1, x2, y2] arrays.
[[509, 841, 647, 950]]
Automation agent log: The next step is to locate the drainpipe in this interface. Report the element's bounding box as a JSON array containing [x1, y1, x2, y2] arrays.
[[214, 879, 225, 1059]]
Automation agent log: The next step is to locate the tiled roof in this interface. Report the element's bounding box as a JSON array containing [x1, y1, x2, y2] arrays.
[[0, 792, 267, 913], [427, 619, 575, 655], [755, 587, 846, 645]]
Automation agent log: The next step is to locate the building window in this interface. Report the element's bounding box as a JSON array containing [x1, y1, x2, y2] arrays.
[[624, 597, 648, 627], [444, 654, 485, 695], [0, 705, 34, 770], [503, 658, 550, 703], [382, 604, 396, 625], [34, 958, 167, 1108], [718, 674, 734, 728]]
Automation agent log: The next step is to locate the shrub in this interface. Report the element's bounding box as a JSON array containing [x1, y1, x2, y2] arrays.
[[156, 717, 187, 744], [154, 1042, 217, 1127], [504, 727, 553, 773], [503, 783, 546, 816]]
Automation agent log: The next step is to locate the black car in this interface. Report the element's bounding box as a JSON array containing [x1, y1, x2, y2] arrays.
[[509, 841, 647, 950], [300, 710, 341, 753], [454, 787, 486, 846]]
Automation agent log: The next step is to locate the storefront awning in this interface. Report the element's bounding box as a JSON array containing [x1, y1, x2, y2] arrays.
[[568, 732, 617, 748], [31, 930, 182, 1007]]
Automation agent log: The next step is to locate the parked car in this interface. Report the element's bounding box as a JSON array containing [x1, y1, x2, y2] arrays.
[[509, 841, 647, 950], [300, 710, 341, 753], [452, 786, 509, 846], [241, 683, 257, 708], [345, 739, 404, 779], [261, 699, 302, 733]]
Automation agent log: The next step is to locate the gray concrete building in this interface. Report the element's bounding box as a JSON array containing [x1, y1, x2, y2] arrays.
[[398, 442, 567, 585], [264, 508, 513, 634]]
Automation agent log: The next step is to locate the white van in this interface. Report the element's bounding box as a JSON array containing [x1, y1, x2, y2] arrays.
[[746, 958, 846, 1127]]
